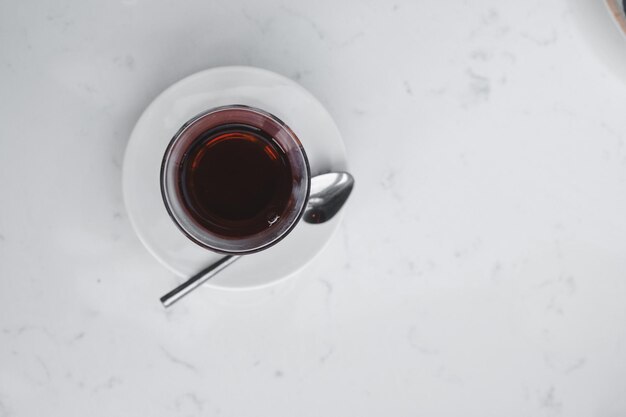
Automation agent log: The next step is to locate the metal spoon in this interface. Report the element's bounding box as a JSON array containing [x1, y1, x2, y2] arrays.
[[160, 172, 355, 307]]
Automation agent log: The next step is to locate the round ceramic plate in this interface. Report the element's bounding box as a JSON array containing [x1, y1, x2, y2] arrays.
[[122, 66, 347, 289]]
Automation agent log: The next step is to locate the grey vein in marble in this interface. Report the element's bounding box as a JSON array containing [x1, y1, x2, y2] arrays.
[[407, 325, 439, 355], [539, 386, 562, 412], [319, 346, 334, 364], [159, 346, 198, 372], [465, 69, 491, 103], [93, 376, 122, 393], [279, 5, 324, 39]]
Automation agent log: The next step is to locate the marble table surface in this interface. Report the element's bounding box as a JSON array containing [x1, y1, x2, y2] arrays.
[[1, 0, 625, 416]]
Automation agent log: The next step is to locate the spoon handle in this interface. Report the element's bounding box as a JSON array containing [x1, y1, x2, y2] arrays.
[[160, 255, 241, 307]]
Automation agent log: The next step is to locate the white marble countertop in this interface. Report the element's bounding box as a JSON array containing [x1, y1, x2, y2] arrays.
[[1, 0, 626, 416]]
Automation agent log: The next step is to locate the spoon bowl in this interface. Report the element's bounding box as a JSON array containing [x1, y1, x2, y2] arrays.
[[304, 172, 355, 224]]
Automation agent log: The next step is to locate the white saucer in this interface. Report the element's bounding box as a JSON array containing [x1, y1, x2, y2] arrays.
[[122, 66, 347, 289]]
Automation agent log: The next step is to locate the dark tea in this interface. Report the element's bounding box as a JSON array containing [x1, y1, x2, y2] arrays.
[[179, 123, 293, 238], [161, 105, 309, 254]]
